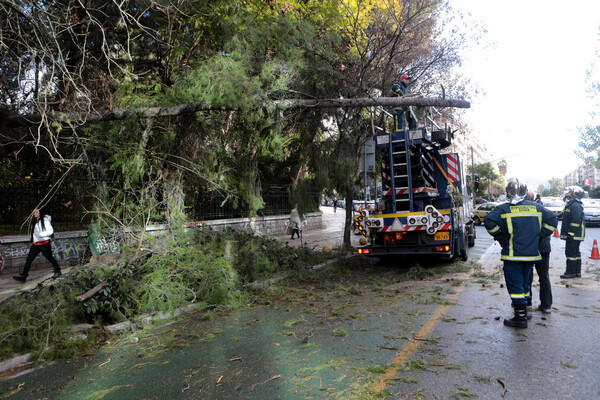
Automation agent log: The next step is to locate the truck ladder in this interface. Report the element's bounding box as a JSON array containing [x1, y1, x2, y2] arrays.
[[384, 129, 437, 212]]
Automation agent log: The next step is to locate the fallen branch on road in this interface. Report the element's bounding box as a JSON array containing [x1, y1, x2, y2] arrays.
[[497, 378, 509, 397]]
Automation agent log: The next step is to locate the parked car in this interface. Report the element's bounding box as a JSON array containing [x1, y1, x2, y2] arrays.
[[472, 202, 497, 225], [543, 199, 565, 220], [583, 199, 600, 226]]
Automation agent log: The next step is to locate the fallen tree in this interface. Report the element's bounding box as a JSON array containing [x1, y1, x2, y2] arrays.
[[1, 96, 469, 128]]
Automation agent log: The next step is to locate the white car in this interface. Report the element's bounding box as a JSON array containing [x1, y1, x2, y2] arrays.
[[583, 199, 600, 226]]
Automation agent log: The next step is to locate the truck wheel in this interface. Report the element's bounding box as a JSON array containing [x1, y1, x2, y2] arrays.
[[468, 235, 475, 247], [468, 223, 476, 247], [460, 246, 468, 261], [460, 233, 469, 261]]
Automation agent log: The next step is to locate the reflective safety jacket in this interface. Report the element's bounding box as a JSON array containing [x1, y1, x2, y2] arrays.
[[484, 199, 558, 262], [392, 81, 408, 96], [560, 199, 585, 241]]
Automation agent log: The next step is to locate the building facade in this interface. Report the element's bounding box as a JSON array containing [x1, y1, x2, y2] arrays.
[[565, 164, 600, 188]]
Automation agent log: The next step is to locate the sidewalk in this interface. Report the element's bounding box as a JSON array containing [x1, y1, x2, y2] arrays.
[[0, 266, 74, 304], [271, 205, 362, 250]]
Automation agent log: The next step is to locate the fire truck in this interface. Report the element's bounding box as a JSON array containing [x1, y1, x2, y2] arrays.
[[355, 111, 476, 260]]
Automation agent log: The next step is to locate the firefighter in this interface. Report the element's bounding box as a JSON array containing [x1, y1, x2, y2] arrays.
[[560, 186, 585, 279], [391, 75, 415, 130], [484, 179, 557, 328]]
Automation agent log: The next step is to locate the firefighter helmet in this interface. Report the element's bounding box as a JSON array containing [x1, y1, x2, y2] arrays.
[[506, 179, 527, 200], [564, 186, 584, 201]]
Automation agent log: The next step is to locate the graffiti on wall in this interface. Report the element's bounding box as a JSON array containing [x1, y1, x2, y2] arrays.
[[0, 237, 87, 263], [88, 228, 120, 256], [51, 240, 87, 262]]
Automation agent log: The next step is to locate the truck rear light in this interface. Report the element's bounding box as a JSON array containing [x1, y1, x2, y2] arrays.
[[433, 245, 450, 252], [358, 248, 372, 254]]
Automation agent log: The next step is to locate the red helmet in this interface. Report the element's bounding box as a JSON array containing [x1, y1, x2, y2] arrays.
[[401, 74, 411, 80]]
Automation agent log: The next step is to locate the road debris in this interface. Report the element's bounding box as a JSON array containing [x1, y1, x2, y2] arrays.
[[98, 358, 111, 367], [497, 378, 509, 397]]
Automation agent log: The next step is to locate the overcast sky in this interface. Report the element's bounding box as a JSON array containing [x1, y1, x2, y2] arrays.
[[449, 0, 600, 188]]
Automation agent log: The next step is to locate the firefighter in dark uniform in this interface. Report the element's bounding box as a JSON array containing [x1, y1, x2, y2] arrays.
[[391, 74, 415, 131], [560, 186, 585, 278], [484, 179, 557, 328]]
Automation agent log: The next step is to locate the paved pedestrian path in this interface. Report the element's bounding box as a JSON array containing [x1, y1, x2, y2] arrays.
[[271, 205, 362, 250]]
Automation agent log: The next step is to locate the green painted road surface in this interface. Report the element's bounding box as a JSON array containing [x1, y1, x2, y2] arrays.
[[1, 259, 473, 400]]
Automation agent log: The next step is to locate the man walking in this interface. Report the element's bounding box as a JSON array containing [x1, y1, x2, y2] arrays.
[[560, 186, 585, 278], [484, 180, 557, 328]]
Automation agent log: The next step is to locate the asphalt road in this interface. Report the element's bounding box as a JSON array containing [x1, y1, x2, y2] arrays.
[[388, 224, 600, 400], [1, 215, 599, 400]]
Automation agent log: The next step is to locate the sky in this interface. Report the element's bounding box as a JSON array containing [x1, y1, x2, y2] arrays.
[[448, 0, 600, 189]]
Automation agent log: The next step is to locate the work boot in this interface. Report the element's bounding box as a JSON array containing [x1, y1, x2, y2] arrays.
[[514, 302, 532, 319], [560, 273, 576, 279], [13, 275, 27, 283], [52, 271, 62, 279], [504, 304, 527, 328]]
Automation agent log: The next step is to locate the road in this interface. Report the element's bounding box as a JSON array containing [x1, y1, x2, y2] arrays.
[[1, 214, 599, 399], [388, 224, 600, 400]]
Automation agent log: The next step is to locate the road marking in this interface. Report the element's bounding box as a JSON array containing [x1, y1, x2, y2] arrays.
[[371, 281, 467, 393]]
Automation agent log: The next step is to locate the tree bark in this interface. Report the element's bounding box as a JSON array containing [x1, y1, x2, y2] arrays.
[[3, 96, 470, 128], [76, 281, 108, 302]]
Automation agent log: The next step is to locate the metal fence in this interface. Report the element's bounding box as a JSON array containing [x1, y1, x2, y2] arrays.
[[191, 185, 320, 220], [0, 174, 320, 235], [0, 174, 94, 235]]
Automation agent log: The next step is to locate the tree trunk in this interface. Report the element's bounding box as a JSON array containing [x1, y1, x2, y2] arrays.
[[343, 182, 356, 247], [3, 96, 470, 128]]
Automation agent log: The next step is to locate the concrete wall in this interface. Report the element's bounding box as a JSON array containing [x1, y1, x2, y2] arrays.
[[0, 212, 322, 276], [0, 231, 89, 275]]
